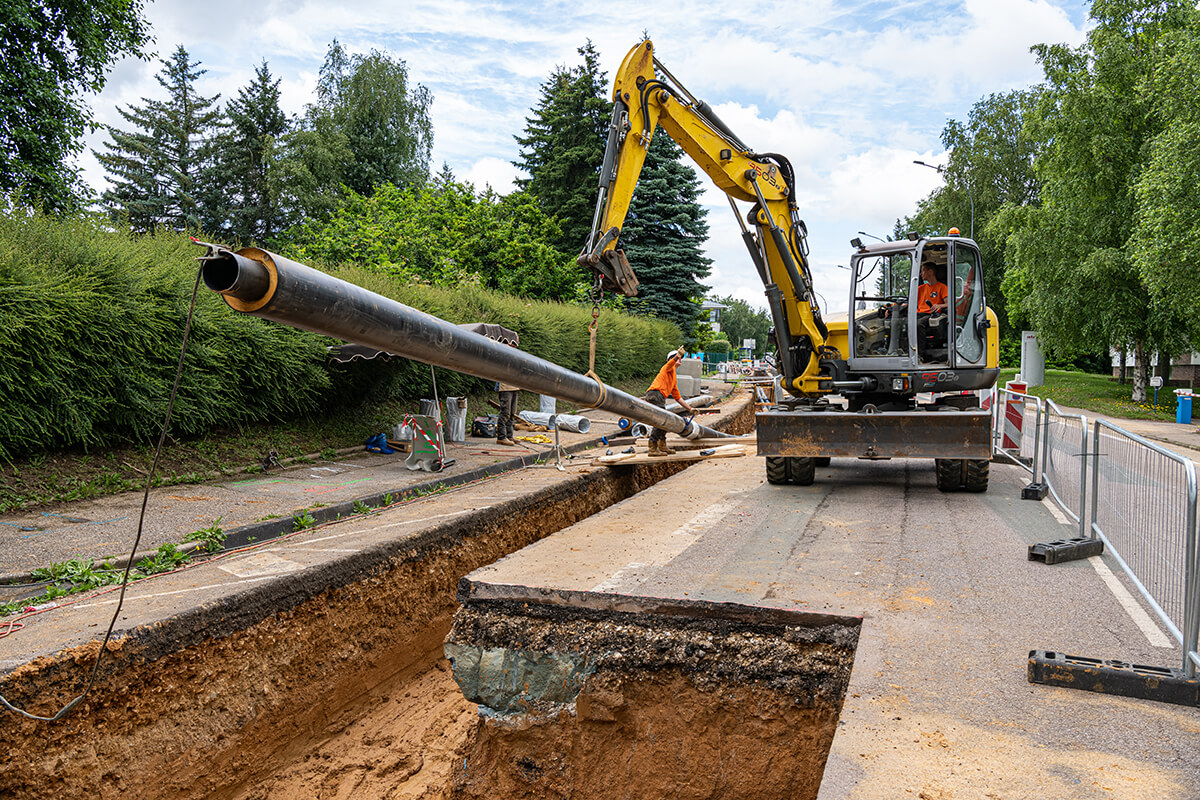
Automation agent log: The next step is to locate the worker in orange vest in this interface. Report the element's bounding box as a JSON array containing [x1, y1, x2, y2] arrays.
[[642, 347, 695, 457]]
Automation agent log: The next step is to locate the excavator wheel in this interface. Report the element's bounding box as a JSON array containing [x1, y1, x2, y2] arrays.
[[766, 457, 789, 485], [963, 459, 989, 492], [787, 457, 816, 486], [935, 458, 962, 492]]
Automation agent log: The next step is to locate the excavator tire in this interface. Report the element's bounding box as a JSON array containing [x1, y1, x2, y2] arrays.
[[935, 458, 963, 492], [766, 457, 789, 485], [963, 459, 990, 492], [814, 457, 831, 467], [787, 457, 816, 486]]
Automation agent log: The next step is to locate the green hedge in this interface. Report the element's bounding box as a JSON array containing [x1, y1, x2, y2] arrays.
[[0, 212, 680, 460]]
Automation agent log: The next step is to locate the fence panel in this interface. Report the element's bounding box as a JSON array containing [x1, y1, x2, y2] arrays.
[[992, 388, 1042, 475], [1040, 400, 1088, 537], [1090, 420, 1199, 675]]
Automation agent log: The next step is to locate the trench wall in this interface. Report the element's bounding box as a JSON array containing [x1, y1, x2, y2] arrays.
[[0, 396, 754, 800]]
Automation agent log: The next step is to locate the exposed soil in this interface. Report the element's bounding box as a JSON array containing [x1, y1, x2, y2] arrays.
[[454, 671, 842, 800], [0, 396, 756, 800]]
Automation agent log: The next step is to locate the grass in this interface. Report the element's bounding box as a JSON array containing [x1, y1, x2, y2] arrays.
[[998, 368, 1188, 423]]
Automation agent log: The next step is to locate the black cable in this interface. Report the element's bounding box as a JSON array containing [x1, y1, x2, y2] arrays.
[[0, 265, 204, 722]]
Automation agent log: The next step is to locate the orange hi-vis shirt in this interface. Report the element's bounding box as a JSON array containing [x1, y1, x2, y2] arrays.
[[917, 281, 948, 313], [648, 360, 682, 401]]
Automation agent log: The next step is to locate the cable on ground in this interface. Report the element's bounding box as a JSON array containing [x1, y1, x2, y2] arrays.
[[0, 265, 204, 722]]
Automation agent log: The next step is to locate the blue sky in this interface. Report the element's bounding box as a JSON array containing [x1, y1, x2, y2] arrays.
[[80, 0, 1090, 311]]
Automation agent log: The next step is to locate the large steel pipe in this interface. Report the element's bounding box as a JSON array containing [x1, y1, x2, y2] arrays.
[[198, 245, 728, 440]]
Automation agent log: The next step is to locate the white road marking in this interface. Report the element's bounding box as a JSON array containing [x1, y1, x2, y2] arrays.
[[1041, 497, 1073, 527], [1039, 498, 1171, 647], [1088, 556, 1174, 648], [74, 575, 277, 608], [591, 563, 648, 592], [218, 552, 304, 578]]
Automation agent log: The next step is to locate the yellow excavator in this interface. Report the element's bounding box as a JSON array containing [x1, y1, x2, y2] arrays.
[[579, 39, 1000, 491]]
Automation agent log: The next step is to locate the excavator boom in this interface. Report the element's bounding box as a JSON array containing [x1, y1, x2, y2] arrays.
[[580, 39, 830, 397]]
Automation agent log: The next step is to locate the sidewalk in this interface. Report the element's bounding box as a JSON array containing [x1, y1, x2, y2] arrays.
[[1055, 403, 1200, 460], [0, 398, 719, 588]]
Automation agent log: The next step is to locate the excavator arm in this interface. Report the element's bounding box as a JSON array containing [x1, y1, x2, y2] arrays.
[[579, 39, 830, 396]]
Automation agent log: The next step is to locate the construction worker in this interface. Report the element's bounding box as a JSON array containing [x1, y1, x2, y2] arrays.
[[642, 347, 695, 457], [916, 260, 948, 313], [496, 342, 520, 446]]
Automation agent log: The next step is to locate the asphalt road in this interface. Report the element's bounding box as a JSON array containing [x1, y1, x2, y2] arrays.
[[471, 454, 1200, 799]]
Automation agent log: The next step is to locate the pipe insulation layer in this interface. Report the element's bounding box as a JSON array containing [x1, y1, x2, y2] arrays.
[[199, 246, 728, 440], [518, 411, 591, 433]]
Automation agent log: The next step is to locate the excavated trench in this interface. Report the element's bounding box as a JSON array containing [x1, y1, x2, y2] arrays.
[[0, 397, 855, 800]]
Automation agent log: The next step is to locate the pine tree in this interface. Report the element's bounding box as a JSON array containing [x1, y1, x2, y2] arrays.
[[619, 134, 712, 340], [513, 40, 610, 253], [204, 61, 290, 242], [96, 45, 223, 232]]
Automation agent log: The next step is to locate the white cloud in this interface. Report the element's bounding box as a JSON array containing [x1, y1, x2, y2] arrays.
[[74, 0, 1088, 306], [462, 157, 520, 193]]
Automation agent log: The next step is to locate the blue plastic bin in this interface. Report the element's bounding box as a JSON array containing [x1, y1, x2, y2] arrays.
[[1177, 394, 1193, 424]]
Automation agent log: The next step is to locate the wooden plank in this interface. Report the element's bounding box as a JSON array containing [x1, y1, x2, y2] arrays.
[[667, 434, 756, 450], [593, 444, 746, 466]]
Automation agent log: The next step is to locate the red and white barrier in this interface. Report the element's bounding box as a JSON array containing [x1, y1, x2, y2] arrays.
[[1002, 381, 1027, 450]]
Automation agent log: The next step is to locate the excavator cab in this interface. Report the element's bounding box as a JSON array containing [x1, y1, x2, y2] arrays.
[[845, 234, 996, 397]]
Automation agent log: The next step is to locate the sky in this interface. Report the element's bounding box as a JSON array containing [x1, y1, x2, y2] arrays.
[[78, 0, 1091, 313]]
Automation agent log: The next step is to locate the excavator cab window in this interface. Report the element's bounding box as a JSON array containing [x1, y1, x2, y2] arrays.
[[952, 244, 986, 365], [852, 253, 911, 358]]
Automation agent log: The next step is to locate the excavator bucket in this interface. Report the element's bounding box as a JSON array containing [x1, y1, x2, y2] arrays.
[[445, 579, 862, 800]]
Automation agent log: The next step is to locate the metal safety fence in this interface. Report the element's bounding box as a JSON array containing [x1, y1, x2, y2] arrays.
[[988, 385, 1200, 676], [1040, 400, 1088, 538], [990, 388, 1042, 475], [1088, 421, 1199, 676]]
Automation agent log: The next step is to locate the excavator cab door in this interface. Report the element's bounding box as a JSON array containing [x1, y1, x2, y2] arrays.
[[950, 241, 986, 368], [848, 250, 914, 372]]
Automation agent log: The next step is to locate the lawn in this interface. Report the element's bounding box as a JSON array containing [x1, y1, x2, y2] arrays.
[[997, 368, 1185, 422]]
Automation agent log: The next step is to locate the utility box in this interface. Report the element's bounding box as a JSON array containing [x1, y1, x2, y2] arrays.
[[1020, 331, 1045, 387]]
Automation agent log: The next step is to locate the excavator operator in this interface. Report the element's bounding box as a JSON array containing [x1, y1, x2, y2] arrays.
[[916, 260, 948, 313], [915, 260, 949, 360]]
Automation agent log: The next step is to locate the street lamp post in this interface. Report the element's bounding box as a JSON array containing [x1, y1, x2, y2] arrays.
[[913, 160, 973, 239]]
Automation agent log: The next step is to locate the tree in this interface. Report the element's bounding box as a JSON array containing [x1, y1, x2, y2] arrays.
[[314, 41, 433, 194], [711, 295, 772, 358], [1130, 11, 1200, 346], [902, 89, 1040, 336], [286, 181, 582, 300], [96, 45, 224, 232], [204, 61, 291, 242], [513, 40, 611, 253], [620, 134, 712, 341], [0, 0, 150, 212], [992, 0, 1195, 401]]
